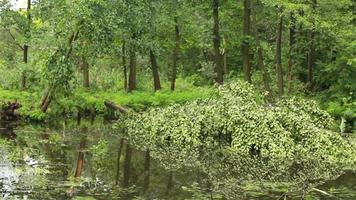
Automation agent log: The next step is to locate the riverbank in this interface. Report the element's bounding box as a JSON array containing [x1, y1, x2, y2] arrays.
[[0, 87, 215, 122]]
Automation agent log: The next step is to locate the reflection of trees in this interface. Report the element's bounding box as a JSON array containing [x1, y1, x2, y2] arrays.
[[198, 150, 343, 199]]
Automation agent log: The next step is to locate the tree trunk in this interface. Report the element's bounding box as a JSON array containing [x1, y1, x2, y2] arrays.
[[212, 0, 224, 84], [171, 17, 180, 91], [21, 45, 28, 89], [222, 36, 228, 74], [287, 12, 296, 94], [128, 45, 136, 92], [115, 138, 124, 185], [276, 14, 284, 96], [149, 50, 162, 91], [307, 0, 317, 93], [143, 149, 150, 193], [21, 0, 31, 89], [251, 1, 272, 97], [82, 56, 89, 88], [122, 42, 127, 91], [242, 0, 252, 83], [123, 142, 132, 187]]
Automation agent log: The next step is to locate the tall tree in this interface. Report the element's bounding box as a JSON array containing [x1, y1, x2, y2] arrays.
[[128, 41, 137, 92], [242, 0, 252, 83], [149, 49, 161, 91], [82, 56, 89, 88], [287, 12, 296, 94], [276, 10, 284, 96], [251, 0, 271, 97], [171, 16, 180, 91], [212, 0, 223, 84], [307, 0, 317, 92], [21, 0, 31, 89]]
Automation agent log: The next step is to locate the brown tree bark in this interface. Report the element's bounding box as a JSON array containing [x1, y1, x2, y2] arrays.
[[212, 0, 224, 84], [171, 16, 180, 91], [276, 14, 284, 96], [149, 50, 162, 91], [128, 44, 137, 92], [21, 0, 31, 89], [123, 142, 132, 187], [82, 56, 89, 88], [143, 149, 150, 193], [307, 0, 317, 93], [122, 42, 128, 91], [287, 12, 296, 94], [242, 0, 252, 83], [251, 1, 272, 97]]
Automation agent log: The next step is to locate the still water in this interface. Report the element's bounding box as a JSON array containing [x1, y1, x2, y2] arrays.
[[0, 120, 355, 200]]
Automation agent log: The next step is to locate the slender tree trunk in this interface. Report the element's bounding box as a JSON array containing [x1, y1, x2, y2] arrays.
[[251, 1, 272, 97], [115, 138, 124, 185], [21, 45, 28, 89], [123, 142, 132, 187], [122, 42, 127, 91], [288, 12, 296, 94], [40, 31, 79, 113], [149, 50, 162, 91], [223, 36, 228, 74], [143, 149, 150, 193], [307, 0, 317, 93], [212, 0, 224, 84], [242, 0, 252, 83], [128, 44, 137, 92], [82, 56, 89, 88], [171, 16, 180, 91], [21, 0, 31, 89], [276, 14, 284, 96]]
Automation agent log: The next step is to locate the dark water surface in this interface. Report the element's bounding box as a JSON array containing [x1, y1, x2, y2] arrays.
[[0, 121, 355, 200]]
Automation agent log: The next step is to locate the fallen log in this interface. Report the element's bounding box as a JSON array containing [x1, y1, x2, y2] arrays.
[[104, 100, 128, 113]]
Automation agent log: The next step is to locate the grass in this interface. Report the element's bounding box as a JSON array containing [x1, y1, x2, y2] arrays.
[[0, 86, 216, 121]]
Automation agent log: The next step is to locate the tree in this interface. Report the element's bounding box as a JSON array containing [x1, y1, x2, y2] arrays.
[[276, 8, 284, 96], [242, 0, 252, 83], [212, 0, 224, 84]]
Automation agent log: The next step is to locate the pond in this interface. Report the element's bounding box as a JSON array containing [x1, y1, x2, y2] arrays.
[[0, 120, 355, 200]]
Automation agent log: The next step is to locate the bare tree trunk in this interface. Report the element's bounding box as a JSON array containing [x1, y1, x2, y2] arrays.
[[307, 0, 317, 93], [212, 0, 224, 84], [242, 0, 252, 83], [122, 42, 127, 91], [82, 56, 89, 88], [223, 36, 228, 74], [21, 0, 31, 89], [143, 149, 150, 193], [251, 0, 272, 97], [123, 142, 132, 187], [115, 138, 124, 185], [276, 14, 284, 96], [149, 50, 162, 91], [287, 12, 296, 94], [171, 16, 180, 91], [128, 45, 137, 92]]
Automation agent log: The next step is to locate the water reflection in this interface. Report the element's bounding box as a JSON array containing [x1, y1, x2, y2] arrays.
[[0, 121, 355, 199]]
